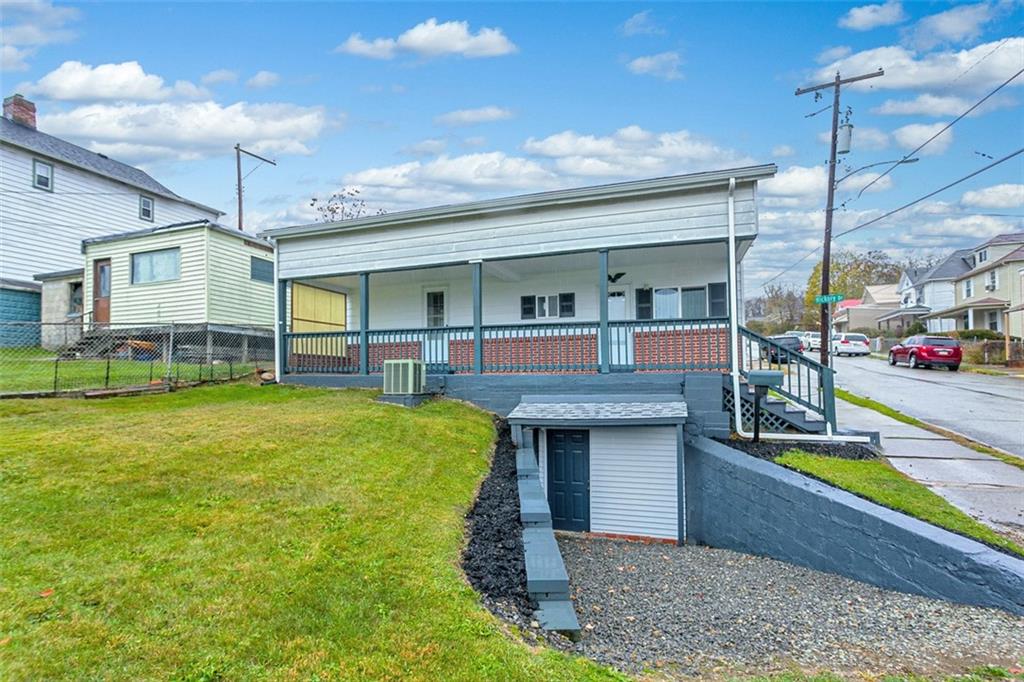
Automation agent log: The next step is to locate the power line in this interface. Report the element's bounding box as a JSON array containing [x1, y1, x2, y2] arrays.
[[755, 147, 1024, 288], [855, 66, 1024, 198]]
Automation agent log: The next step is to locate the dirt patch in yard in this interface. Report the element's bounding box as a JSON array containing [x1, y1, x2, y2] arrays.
[[717, 437, 877, 461]]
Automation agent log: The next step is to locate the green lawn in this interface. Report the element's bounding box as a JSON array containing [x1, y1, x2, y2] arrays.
[[0, 347, 261, 395], [0, 384, 617, 681], [776, 451, 1024, 558]]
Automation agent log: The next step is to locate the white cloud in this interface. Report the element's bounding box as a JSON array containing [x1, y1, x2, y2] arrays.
[[961, 183, 1024, 209], [814, 38, 1024, 94], [816, 46, 852, 64], [335, 18, 517, 60], [904, 3, 999, 50], [246, 70, 280, 88], [892, 122, 954, 154], [21, 60, 207, 101], [523, 125, 750, 177], [760, 164, 893, 208], [871, 92, 1016, 116], [434, 105, 513, 127], [817, 126, 890, 150], [402, 138, 447, 156], [622, 10, 664, 36], [772, 145, 797, 157], [838, 1, 906, 30], [627, 51, 682, 80], [201, 69, 238, 86], [462, 136, 487, 148], [0, 0, 79, 71], [38, 101, 328, 164]]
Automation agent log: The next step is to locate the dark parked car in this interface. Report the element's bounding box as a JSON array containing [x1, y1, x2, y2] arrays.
[[888, 335, 962, 371], [761, 334, 804, 363]]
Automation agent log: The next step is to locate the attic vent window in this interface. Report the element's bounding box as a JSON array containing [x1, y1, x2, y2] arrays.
[[32, 159, 53, 191], [139, 195, 154, 222]]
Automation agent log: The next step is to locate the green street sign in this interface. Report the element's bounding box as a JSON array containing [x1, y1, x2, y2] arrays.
[[815, 293, 845, 305]]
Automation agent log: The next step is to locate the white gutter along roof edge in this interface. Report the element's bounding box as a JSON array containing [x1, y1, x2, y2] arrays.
[[262, 164, 777, 241]]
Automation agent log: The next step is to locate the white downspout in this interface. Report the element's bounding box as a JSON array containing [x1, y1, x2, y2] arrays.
[[727, 177, 870, 444]]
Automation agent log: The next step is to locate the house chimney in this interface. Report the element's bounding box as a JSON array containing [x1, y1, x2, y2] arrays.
[[3, 94, 37, 129]]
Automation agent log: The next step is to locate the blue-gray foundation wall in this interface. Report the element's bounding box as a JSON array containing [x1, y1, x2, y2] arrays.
[[685, 435, 1024, 615]]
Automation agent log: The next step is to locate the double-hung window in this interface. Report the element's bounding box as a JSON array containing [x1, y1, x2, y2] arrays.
[[978, 249, 988, 263], [963, 279, 973, 298], [139, 195, 155, 221], [520, 293, 574, 319], [33, 159, 53, 191], [986, 270, 998, 289], [636, 285, 714, 319], [131, 247, 180, 284]]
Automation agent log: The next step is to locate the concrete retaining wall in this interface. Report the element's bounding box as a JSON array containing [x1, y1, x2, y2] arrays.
[[684, 435, 1024, 615]]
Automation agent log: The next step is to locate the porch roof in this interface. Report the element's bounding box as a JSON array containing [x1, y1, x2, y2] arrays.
[[875, 306, 930, 322], [921, 297, 1010, 319], [508, 393, 688, 427], [261, 164, 777, 241]]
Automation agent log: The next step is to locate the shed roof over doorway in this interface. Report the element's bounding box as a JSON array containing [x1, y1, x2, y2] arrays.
[[507, 394, 687, 427]]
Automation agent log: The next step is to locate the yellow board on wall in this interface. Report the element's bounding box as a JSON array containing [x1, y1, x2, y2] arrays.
[[292, 283, 347, 354]]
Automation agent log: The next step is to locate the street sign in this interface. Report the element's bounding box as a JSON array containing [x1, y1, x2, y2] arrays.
[[815, 293, 845, 305]]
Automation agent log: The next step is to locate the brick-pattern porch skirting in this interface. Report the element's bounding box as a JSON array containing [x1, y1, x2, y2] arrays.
[[634, 328, 729, 372], [290, 341, 422, 373], [449, 334, 598, 373]]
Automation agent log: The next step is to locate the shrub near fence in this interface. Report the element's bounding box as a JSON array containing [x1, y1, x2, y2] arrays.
[[0, 321, 274, 396]]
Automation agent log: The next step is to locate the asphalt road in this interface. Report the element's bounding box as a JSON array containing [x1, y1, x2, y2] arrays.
[[828, 355, 1024, 456]]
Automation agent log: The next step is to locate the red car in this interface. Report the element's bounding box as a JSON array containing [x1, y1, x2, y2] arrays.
[[888, 335, 962, 371]]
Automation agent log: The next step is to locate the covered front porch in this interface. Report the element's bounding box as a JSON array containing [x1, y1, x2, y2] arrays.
[[278, 243, 739, 376], [922, 297, 1010, 333]]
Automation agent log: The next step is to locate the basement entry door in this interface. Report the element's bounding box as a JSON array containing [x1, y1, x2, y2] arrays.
[[546, 430, 590, 532]]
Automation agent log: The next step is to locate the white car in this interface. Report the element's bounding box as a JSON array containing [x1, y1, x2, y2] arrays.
[[801, 331, 822, 351], [831, 333, 871, 356]]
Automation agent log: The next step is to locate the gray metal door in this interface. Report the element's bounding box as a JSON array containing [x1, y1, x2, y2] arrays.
[[546, 430, 589, 531]]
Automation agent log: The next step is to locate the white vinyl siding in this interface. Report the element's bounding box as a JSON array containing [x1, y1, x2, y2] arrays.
[[278, 183, 757, 279], [206, 229, 275, 326], [0, 143, 218, 284], [539, 426, 678, 541]]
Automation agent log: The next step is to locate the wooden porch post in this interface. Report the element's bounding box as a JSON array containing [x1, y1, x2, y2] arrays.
[[599, 249, 610, 373], [472, 261, 483, 374], [276, 278, 288, 378], [359, 272, 369, 375]]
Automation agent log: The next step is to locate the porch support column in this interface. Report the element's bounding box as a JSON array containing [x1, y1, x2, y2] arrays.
[[967, 307, 974, 330], [598, 249, 610, 373], [276, 278, 288, 379], [359, 272, 369, 375], [472, 260, 483, 374]]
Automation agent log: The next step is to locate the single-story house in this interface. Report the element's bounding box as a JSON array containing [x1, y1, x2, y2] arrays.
[[831, 284, 899, 333], [33, 219, 280, 357], [262, 164, 842, 543]]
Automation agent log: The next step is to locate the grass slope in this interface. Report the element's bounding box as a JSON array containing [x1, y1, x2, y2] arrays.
[[0, 384, 617, 681], [776, 451, 1024, 558]]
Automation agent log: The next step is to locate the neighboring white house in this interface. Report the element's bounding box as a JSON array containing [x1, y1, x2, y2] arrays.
[[876, 249, 971, 334], [0, 94, 221, 345]]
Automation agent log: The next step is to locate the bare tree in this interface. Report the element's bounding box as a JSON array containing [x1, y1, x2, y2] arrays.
[[309, 187, 386, 223]]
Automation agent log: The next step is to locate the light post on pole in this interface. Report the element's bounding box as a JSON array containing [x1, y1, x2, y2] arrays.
[[796, 68, 884, 366]]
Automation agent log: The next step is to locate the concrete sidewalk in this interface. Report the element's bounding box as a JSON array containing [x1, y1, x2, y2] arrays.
[[838, 399, 1024, 544]]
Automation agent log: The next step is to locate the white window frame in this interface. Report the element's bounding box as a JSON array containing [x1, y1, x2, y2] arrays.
[[533, 294, 560, 319], [978, 249, 988, 263], [130, 247, 180, 285], [986, 310, 1000, 332], [423, 286, 448, 328], [32, 159, 53, 191], [986, 269, 998, 289], [963, 279, 973, 298], [139, 195, 155, 222]]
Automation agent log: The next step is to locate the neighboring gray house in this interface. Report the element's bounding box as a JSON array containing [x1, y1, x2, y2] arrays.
[[0, 94, 222, 345], [876, 250, 971, 334]]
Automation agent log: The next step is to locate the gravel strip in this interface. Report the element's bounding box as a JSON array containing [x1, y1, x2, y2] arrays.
[[559, 534, 1024, 678], [718, 437, 877, 461]]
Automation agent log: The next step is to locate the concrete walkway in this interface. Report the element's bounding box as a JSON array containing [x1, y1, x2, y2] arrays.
[[837, 399, 1024, 544]]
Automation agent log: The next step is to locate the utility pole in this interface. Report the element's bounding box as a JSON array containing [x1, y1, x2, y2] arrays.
[[796, 68, 883, 366], [235, 143, 277, 231]]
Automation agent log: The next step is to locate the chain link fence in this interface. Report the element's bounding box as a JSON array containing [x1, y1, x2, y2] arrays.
[[0, 321, 274, 396]]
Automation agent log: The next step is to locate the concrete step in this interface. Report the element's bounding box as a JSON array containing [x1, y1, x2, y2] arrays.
[[535, 598, 580, 634]]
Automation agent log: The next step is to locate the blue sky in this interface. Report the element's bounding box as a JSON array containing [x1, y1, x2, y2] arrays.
[[2, 0, 1022, 290]]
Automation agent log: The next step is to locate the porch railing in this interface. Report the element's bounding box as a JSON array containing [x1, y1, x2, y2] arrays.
[[737, 326, 837, 430], [479, 321, 600, 373], [609, 318, 729, 371]]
